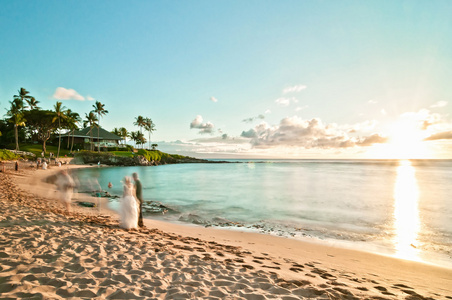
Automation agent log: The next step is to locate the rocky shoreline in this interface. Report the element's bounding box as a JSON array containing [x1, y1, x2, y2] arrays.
[[74, 152, 232, 167]]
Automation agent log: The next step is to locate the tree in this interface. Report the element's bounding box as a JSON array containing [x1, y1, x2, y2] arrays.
[[92, 101, 109, 153], [25, 97, 40, 110], [144, 117, 156, 150], [151, 143, 158, 150], [83, 112, 98, 151], [53, 101, 67, 158], [134, 116, 146, 148], [6, 98, 26, 150], [111, 127, 121, 136], [23, 110, 58, 154], [64, 109, 81, 152], [119, 127, 129, 145], [130, 130, 146, 148], [14, 88, 32, 111], [136, 131, 146, 148]]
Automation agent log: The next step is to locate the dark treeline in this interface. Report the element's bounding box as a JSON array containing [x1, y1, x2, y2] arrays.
[[1, 88, 156, 157]]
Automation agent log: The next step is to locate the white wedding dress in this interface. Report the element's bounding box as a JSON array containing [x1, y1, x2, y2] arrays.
[[119, 183, 138, 229]]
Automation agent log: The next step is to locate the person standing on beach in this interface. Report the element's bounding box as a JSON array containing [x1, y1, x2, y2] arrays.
[[132, 172, 144, 227], [55, 170, 75, 212], [119, 177, 138, 230]]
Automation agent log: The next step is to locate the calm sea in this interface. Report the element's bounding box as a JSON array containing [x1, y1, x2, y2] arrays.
[[74, 159, 452, 268]]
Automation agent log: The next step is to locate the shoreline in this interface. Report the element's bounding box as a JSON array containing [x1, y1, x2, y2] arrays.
[[1, 161, 451, 299]]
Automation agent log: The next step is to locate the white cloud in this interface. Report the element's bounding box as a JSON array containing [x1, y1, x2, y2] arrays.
[[241, 116, 387, 149], [282, 84, 307, 94], [190, 115, 215, 134], [210, 97, 218, 102], [430, 101, 447, 108], [275, 97, 298, 107], [86, 95, 95, 101], [52, 87, 87, 101]]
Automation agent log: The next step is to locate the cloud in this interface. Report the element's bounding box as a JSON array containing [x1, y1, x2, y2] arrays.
[[52, 87, 90, 101], [424, 131, 452, 141], [275, 97, 298, 107], [356, 134, 388, 146], [241, 116, 387, 149], [282, 84, 307, 94], [368, 100, 378, 104], [86, 95, 95, 101], [430, 101, 447, 108], [210, 97, 218, 102], [190, 115, 215, 134], [242, 114, 265, 123], [265, 109, 271, 114]]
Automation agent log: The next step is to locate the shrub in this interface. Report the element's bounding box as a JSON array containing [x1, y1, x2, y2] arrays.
[[0, 149, 20, 160]]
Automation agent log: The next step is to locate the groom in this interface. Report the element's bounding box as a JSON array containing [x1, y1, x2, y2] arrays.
[[132, 172, 144, 227]]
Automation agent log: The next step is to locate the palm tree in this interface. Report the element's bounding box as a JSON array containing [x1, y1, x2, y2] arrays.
[[144, 117, 156, 150], [25, 97, 40, 110], [65, 109, 81, 152], [83, 112, 98, 151], [119, 127, 129, 145], [111, 127, 121, 136], [134, 116, 146, 148], [6, 99, 26, 150], [53, 101, 67, 158], [92, 101, 109, 153], [14, 88, 32, 111], [130, 131, 139, 148]]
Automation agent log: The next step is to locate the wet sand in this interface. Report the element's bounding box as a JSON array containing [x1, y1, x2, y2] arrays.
[[0, 161, 451, 299]]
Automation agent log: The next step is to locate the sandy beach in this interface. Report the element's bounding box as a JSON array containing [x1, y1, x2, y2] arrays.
[[1, 161, 451, 299]]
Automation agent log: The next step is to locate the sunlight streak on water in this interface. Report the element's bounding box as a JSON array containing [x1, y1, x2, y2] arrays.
[[393, 160, 421, 261]]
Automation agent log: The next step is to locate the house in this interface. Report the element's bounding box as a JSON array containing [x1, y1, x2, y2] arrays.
[[61, 127, 124, 150]]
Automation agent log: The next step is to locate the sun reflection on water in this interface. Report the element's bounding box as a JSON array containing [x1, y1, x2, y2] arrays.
[[393, 160, 421, 261]]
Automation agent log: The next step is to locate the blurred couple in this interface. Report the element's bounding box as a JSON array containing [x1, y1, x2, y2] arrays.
[[119, 172, 145, 229]]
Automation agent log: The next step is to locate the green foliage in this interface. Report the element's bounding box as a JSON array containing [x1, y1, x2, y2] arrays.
[[111, 151, 134, 157], [19, 144, 71, 157], [0, 149, 20, 160], [137, 149, 190, 162]]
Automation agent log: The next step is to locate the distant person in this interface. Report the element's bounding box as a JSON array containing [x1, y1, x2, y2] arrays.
[[15, 161, 19, 171], [55, 170, 75, 212], [132, 172, 144, 227], [119, 176, 138, 230], [108, 182, 113, 188], [42, 161, 47, 170]]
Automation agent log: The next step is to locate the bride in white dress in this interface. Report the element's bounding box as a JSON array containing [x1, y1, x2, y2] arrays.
[[119, 177, 139, 229]]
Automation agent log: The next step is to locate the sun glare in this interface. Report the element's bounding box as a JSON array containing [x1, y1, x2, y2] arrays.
[[373, 119, 433, 159], [393, 160, 421, 261]]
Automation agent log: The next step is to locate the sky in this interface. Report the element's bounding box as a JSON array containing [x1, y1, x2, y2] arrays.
[[1, 0, 452, 159]]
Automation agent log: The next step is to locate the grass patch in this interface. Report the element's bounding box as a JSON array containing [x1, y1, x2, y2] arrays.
[[0, 149, 20, 160]]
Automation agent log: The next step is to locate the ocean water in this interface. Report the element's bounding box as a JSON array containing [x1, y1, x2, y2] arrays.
[[74, 159, 452, 268]]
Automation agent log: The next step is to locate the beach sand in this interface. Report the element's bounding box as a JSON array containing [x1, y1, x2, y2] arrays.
[[1, 161, 451, 299]]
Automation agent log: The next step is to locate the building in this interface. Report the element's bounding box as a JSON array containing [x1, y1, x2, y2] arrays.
[[61, 127, 124, 150]]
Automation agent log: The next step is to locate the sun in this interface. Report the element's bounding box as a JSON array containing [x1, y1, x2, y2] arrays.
[[370, 119, 433, 159], [388, 120, 429, 159]]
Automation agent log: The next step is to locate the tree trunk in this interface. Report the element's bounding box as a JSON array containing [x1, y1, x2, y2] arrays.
[[57, 117, 61, 158], [15, 125, 19, 150], [42, 140, 47, 154]]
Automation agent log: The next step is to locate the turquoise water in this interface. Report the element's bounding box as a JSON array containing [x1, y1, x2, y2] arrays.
[[74, 159, 452, 267]]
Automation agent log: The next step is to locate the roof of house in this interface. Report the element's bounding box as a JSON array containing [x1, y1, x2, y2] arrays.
[[62, 127, 122, 140]]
